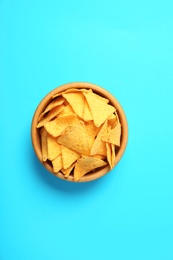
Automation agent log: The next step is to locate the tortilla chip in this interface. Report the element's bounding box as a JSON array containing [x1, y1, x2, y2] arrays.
[[44, 114, 79, 137], [83, 99, 93, 121], [61, 145, 81, 169], [90, 120, 108, 156], [57, 121, 90, 156], [106, 142, 112, 169], [61, 162, 76, 177], [40, 127, 48, 162], [62, 92, 85, 119], [37, 104, 65, 128], [102, 122, 121, 146], [58, 104, 75, 117], [38, 97, 65, 121], [47, 134, 61, 161], [52, 155, 62, 173], [74, 156, 107, 181], [84, 91, 115, 127], [111, 144, 116, 168], [52, 88, 89, 98]]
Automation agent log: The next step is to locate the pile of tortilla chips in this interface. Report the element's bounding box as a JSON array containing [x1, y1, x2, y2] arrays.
[[37, 88, 121, 181]]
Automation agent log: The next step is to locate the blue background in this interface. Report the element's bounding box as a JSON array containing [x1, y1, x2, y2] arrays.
[[1, 0, 173, 259]]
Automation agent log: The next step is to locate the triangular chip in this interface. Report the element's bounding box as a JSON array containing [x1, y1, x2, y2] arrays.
[[38, 97, 65, 121], [37, 104, 65, 128], [53, 88, 89, 98], [62, 92, 85, 119], [40, 127, 48, 162], [58, 104, 75, 118], [47, 135, 61, 161], [57, 121, 90, 155], [111, 144, 116, 168], [61, 145, 81, 169], [83, 99, 93, 121], [84, 92, 115, 127], [61, 162, 76, 177], [52, 155, 62, 173], [90, 120, 108, 156], [74, 156, 107, 181], [44, 115, 79, 137], [106, 142, 112, 169], [102, 122, 121, 146]]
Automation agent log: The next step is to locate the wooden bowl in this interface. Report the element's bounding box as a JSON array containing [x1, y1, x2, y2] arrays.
[[31, 82, 128, 182]]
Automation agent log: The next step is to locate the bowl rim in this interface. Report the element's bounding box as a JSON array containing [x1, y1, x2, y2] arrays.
[[31, 82, 128, 182]]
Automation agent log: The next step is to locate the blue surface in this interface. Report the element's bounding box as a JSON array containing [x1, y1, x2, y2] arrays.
[[1, 0, 173, 259]]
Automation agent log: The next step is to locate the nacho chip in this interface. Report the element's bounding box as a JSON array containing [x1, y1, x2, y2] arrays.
[[84, 91, 115, 127], [83, 99, 93, 121], [47, 134, 61, 161], [111, 144, 116, 168], [102, 121, 121, 146], [61, 162, 76, 177], [57, 121, 90, 156], [53, 88, 89, 98], [58, 104, 75, 118], [44, 114, 79, 137], [90, 120, 108, 156], [40, 127, 48, 162], [61, 145, 81, 169], [74, 156, 107, 181], [62, 92, 85, 119], [106, 142, 112, 169], [52, 155, 62, 173], [84, 121, 99, 149], [37, 104, 65, 128], [38, 97, 65, 121]]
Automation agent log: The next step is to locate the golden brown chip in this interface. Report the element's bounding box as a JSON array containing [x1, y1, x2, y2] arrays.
[[52, 155, 62, 173], [84, 121, 100, 149], [38, 97, 65, 121], [40, 127, 48, 162], [74, 156, 107, 181], [61, 145, 81, 169], [47, 135, 61, 161], [111, 144, 116, 168], [84, 91, 115, 127], [52, 88, 89, 98], [106, 142, 112, 169], [58, 104, 75, 117], [83, 99, 93, 121], [44, 114, 79, 137], [102, 121, 121, 146], [37, 104, 65, 128], [90, 120, 108, 156], [62, 92, 85, 119], [57, 121, 90, 156], [61, 162, 76, 177]]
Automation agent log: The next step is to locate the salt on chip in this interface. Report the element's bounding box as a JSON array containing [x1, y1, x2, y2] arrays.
[[44, 114, 79, 137], [61, 145, 81, 169], [40, 127, 48, 162], [62, 92, 85, 119], [37, 104, 65, 128], [84, 91, 115, 127], [90, 120, 108, 156], [74, 156, 107, 181], [102, 121, 121, 146], [57, 121, 90, 156], [47, 134, 61, 161], [38, 97, 65, 121], [52, 155, 62, 173]]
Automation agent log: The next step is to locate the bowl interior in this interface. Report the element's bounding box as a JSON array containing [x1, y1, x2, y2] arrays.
[[31, 82, 128, 182]]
